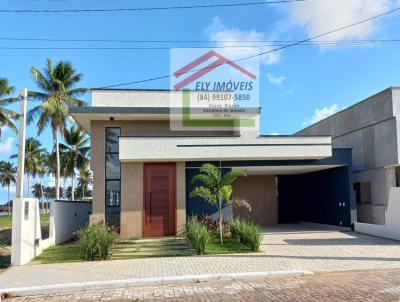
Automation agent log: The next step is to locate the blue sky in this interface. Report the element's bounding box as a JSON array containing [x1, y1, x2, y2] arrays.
[[1, 0, 400, 202]]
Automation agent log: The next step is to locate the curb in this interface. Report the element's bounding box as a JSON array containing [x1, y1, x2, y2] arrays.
[[0, 270, 313, 298]]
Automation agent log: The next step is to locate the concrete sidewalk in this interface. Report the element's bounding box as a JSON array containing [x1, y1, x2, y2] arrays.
[[1, 225, 400, 292], [0, 225, 400, 298]]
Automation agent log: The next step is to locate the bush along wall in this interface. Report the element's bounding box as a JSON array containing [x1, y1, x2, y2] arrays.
[[230, 218, 262, 252], [77, 223, 116, 260]]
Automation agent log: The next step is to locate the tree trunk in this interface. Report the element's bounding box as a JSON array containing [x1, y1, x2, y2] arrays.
[[71, 172, 75, 201], [219, 195, 223, 245], [63, 176, 66, 199], [27, 175, 31, 197], [39, 177, 44, 213], [7, 184, 10, 216], [82, 184, 85, 200], [55, 129, 60, 200]]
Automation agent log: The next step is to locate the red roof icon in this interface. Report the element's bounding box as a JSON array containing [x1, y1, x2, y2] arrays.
[[174, 50, 256, 91]]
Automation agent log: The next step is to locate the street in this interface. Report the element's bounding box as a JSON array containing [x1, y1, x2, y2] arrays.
[[5, 269, 400, 301]]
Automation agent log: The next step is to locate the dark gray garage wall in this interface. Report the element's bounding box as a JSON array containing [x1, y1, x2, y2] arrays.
[[278, 165, 353, 227]]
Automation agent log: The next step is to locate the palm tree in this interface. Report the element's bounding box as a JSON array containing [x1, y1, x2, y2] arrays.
[[59, 125, 89, 201], [190, 163, 246, 245], [44, 186, 56, 201], [28, 58, 88, 200], [11, 138, 45, 197], [0, 77, 18, 140], [77, 166, 92, 200], [36, 155, 46, 211], [0, 161, 17, 215], [32, 183, 45, 201]]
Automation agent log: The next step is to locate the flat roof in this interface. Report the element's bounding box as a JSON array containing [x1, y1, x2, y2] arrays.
[[70, 106, 261, 133]]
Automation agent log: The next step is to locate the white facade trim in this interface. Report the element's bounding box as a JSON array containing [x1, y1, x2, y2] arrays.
[[119, 136, 332, 162]]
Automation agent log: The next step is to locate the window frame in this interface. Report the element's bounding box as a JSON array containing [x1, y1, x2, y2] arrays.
[[105, 127, 121, 215]]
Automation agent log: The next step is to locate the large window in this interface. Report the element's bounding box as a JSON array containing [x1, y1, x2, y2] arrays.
[[353, 181, 372, 204], [105, 127, 121, 226]]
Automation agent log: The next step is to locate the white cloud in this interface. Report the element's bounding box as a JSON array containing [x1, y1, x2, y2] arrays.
[[270, 132, 280, 136], [289, 0, 390, 46], [205, 16, 280, 65], [302, 103, 338, 126], [267, 73, 286, 85], [0, 136, 14, 156]]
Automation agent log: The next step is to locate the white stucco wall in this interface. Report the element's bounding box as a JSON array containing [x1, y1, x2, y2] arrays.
[[53, 201, 92, 245], [355, 187, 400, 241], [119, 136, 332, 162]]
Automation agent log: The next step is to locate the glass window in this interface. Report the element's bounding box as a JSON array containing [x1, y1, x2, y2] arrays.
[[106, 128, 120, 153], [353, 181, 372, 204], [106, 180, 120, 207], [105, 127, 121, 227], [106, 153, 120, 180]]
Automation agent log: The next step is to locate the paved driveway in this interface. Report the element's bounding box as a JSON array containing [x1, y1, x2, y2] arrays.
[[260, 223, 400, 272], [0, 223, 399, 290]]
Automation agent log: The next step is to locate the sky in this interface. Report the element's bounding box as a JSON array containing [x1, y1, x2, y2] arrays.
[[0, 0, 400, 202]]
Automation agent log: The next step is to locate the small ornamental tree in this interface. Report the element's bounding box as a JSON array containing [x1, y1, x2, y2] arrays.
[[190, 163, 246, 245]]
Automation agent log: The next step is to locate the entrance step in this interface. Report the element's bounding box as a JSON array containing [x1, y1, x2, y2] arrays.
[[110, 237, 194, 259]]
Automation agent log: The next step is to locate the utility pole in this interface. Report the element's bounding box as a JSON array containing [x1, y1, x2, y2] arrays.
[[15, 88, 27, 198]]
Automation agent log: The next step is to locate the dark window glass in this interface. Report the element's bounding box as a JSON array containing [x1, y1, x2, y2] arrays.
[[106, 153, 120, 180], [106, 180, 120, 206], [106, 128, 120, 153], [353, 181, 372, 204]]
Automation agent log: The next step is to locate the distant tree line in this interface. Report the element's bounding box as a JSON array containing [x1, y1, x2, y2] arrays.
[[0, 58, 91, 214]]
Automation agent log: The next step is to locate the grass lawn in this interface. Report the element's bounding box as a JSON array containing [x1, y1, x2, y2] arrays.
[[0, 213, 50, 230], [205, 236, 252, 254], [0, 215, 12, 229], [32, 242, 84, 264], [32, 235, 254, 265]]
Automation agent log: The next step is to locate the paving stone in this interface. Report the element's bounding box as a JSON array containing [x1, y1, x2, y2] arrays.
[[0, 224, 399, 291], [5, 269, 400, 301]]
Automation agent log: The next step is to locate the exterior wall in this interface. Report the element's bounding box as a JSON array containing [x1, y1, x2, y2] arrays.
[[120, 136, 332, 162], [91, 119, 225, 234], [92, 90, 217, 108], [91, 120, 193, 226], [297, 88, 400, 224], [53, 201, 92, 244], [120, 162, 143, 239], [232, 176, 278, 225], [355, 187, 400, 241], [91, 119, 189, 238], [176, 162, 186, 235]]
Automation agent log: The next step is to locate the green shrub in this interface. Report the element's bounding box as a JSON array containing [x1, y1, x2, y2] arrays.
[[230, 218, 261, 252], [0, 241, 7, 255], [77, 223, 116, 260], [185, 217, 211, 255]]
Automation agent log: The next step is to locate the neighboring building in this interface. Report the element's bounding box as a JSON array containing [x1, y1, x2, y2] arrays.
[[298, 87, 400, 225], [71, 89, 354, 239]]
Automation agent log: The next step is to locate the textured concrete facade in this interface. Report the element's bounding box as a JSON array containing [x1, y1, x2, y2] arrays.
[[298, 87, 400, 224], [90, 120, 189, 238], [233, 176, 278, 225]]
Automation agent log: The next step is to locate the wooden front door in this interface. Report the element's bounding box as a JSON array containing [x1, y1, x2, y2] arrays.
[[144, 163, 176, 237]]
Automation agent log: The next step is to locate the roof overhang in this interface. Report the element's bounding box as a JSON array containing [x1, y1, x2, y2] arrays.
[[69, 106, 261, 134], [232, 165, 342, 175], [119, 136, 332, 162]]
